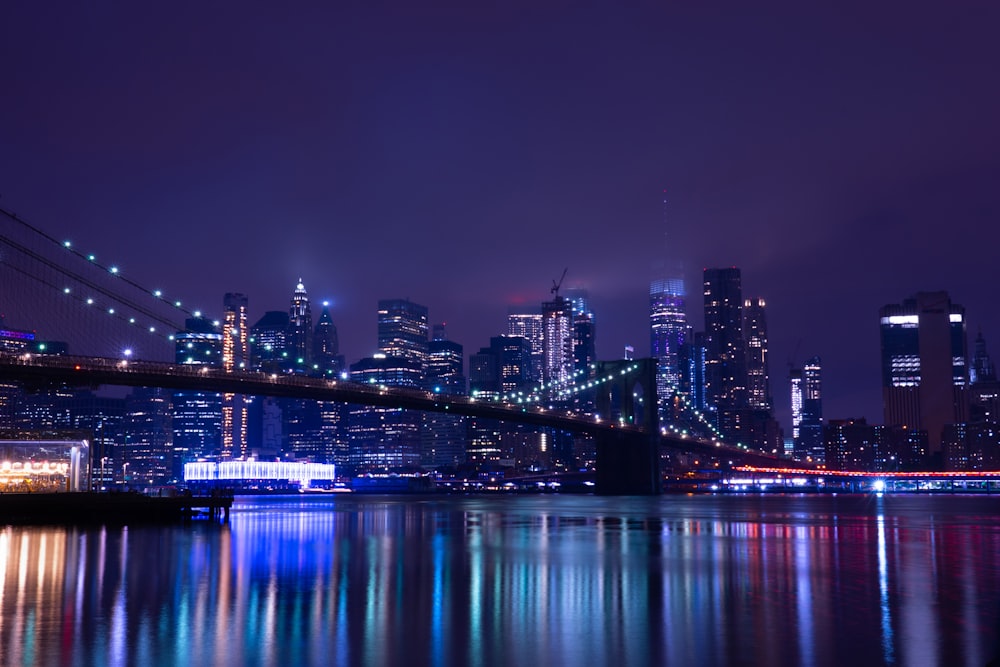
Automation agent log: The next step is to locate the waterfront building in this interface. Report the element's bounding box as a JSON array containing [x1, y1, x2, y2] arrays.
[[824, 418, 881, 471], [347, 354, 423, 472], [880, 291, 969, 460], [703, 268, 748, 442], [221, 292, 249, 460], [172, 316, 223, 476], [123, 387, 172, 487], [423, 324, 467, 469]]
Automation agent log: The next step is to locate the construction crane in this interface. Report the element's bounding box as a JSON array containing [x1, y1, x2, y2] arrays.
[[551, 268, 568, 298]]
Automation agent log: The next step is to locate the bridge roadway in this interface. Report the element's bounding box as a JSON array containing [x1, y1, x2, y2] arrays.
[[0, 351, 789, 467]]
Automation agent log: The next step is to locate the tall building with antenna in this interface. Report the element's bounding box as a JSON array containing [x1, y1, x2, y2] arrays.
[[650, 277, 687, 416], [650, 191, 689, 423]]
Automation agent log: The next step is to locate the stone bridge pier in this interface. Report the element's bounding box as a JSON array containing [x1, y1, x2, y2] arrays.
[[593, 358, 660, 495]]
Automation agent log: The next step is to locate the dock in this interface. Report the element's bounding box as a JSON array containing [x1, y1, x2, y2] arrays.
[[0, 491, 233, 525]]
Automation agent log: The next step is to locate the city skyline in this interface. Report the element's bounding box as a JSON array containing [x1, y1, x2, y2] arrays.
[[2, 2, 998, 430]]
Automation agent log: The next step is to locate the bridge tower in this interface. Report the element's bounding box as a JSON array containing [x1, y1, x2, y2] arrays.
[[593, 358, 660, 495]]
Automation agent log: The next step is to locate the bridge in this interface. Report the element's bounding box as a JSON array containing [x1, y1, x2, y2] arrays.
[[0, 205, 796, 494], [0, 351, 791, 493]]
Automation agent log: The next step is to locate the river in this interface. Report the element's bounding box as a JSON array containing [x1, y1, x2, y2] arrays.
[[1, 493, 998, 666]]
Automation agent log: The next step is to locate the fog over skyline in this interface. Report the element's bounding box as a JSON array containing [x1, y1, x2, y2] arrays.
[[2, 2, 998, 431]]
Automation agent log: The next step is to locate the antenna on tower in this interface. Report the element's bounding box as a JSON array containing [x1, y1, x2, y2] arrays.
[[551, 268, 568, 298]]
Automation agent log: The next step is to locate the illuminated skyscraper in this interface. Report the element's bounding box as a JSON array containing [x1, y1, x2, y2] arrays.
[[703, 268, 747, 441], [650, 277, 687, 415], [289, 280, 312, 368], [743, 297, 771, 410], [221, 292, 249, 460], [790, 356, 823, 461], [507, 311, 544, 384], [789, 368, 803, 441], [880, 291, 969, 459], [378, 298, 429, 374], [541, 296, 574, 388]]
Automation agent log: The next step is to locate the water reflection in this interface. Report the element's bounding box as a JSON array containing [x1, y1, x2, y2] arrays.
[[0, 495, 998, 666]]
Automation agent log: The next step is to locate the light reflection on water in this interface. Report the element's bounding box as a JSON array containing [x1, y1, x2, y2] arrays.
[[0, 494, 999, 666]]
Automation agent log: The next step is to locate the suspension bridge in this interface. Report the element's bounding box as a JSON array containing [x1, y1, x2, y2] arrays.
[[0, 205, 794, 494]]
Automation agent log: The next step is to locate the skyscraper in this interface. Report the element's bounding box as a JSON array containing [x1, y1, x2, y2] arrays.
[[789, 368, 803, 441], [541, 296, 574, 389], [743, 297, 771, 410], [347, 354, 424, 471], [703, 268, 747, 441], [424, 324, 466, 469], [378, 298, 429, 374], [799, 356, 824, 461], [650, 277, 687, 417], [508, 311, 544, 384], [172, 316, 223, 475], [123, 387, 172, 487], [221, 292, 249, 460], [880, 291, 969, 458], [313, 302, 342, 375], [289, 280, 312, 368], [250, 310, 290, 371]]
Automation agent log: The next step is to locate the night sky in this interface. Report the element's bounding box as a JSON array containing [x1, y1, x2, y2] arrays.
[[2, 2, 998, 432]]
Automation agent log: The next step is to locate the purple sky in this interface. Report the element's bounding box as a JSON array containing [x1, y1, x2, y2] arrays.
[[2, 2, 998, 431]]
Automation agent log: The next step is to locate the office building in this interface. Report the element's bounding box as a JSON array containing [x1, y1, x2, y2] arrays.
[[650, 277, 688, 418], [347, 354, 424, 471], [250, 311, 290, 370], [508, 311, 544, 384], [313, 302, 343, 376], [703, 268, 748, 441], [541, 295, 574, 389], [743, 297, 771, 410], [880, 291, 969, 458], [172, 317, 223, 475], [289, 280, 312, 368], [378, 298, 429, 376], [123, 387, 172, 487], [221, 292, 249, 460], [423, 324, 467, 469]]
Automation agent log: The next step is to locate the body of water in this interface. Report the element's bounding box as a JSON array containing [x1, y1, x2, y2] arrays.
[[1, 493, 999, 666]]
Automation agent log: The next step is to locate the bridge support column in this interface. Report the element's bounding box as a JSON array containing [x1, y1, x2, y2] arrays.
[[593, 358, 660, 495], [595, 430, 660, 495]]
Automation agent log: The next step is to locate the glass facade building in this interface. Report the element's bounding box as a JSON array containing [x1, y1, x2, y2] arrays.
[[880, 291, 969, 457]]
